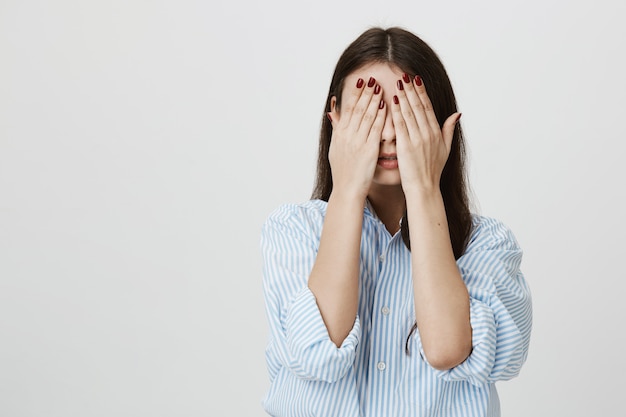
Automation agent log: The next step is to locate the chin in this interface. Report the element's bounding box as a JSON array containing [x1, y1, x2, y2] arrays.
[[372, 172, 402, 186]]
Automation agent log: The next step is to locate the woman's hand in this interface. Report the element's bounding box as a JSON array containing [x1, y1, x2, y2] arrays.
[[328, 77, 387, 200], [390, 74, 461, 194]]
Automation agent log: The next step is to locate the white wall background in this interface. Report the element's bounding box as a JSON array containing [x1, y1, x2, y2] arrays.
[[1, 0, 625, 415]]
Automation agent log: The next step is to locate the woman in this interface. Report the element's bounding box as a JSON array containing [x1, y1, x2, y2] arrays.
[[260, 27, 532, 417]]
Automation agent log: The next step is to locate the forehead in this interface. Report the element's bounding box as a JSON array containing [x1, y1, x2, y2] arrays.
[[343, 62, 404, 86]]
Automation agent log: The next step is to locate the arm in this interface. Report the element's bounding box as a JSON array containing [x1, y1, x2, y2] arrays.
[[307, 193, 364, 346], [309, 75, 387, 347], [423, 216, 532, 385], [261, 204, 361, 382], [392, 74, 471, 370], [392, 75, 531, 380], [404, 190, 472, 370], [261, 77, 387, 379]]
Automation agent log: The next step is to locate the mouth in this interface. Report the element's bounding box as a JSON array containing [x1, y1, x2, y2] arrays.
[[377, 154, 398, 169], [378, 153, 397, 161]]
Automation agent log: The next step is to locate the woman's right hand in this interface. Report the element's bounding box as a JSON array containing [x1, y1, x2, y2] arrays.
[[328, 77, 387, 200]]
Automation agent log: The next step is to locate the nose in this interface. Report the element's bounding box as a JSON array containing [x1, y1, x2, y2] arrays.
[[380, 111, 395, 144]]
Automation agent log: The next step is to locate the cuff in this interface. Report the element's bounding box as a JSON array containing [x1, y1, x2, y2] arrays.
[[284, 286, 360, 382], [418, 298, 497, 386]]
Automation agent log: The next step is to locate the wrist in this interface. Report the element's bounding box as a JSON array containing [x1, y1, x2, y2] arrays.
[[403, 185, 443, 204], [328, 187, 368, 206]]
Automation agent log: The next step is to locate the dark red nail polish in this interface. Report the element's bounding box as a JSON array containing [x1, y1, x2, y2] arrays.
[[414, 75, 423, 86], [367, 77, 376, 88], [356, 78, 364, 88], [457, 113, 462, 122], [402, 73, 410, 83], [327, 113, 333, 122], [379, 99, 384, 109], [374, 84, 381, 94], [397, 80, 404, 91], [393, 95, 399, 105]]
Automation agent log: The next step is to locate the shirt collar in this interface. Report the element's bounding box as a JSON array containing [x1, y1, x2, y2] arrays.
[[364, 198, 379, 221]]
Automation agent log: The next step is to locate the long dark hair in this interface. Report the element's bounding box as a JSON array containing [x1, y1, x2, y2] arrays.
[[311, 27, 473, 353]]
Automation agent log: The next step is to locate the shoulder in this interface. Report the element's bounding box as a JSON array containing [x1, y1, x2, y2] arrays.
[[459, 215, 525, 279], [265, 199, 327, 221], [262, 199, 328, 236], [466, 214, 522, 253]]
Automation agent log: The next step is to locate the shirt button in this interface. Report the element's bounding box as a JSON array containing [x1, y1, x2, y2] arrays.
[[381, 306, 390, 315], [378, 253, 385, 262], [377, 361, 386, 371]]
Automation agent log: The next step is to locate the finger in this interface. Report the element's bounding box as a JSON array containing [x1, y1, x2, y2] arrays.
[[348, 76, 378, 133], [337, 77, 366, 128], [413, 75, 440, 133], [365, 97, 387, 144], [441, 112, 462, 152], [394, 79, 421, 139], [357, 82, 384, 136], [390, 94, 410, 143], [399, 73, 430, 135]]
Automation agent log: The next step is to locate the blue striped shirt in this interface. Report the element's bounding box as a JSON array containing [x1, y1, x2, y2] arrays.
[[260, 199, 532, 417]]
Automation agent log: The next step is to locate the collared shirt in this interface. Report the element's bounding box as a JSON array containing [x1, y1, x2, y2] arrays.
[[260, 199, 532, 417]]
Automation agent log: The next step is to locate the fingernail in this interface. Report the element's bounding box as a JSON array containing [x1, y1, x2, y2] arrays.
[[414, 75, 423, 86], [374, 84, 381, 94], [327, 112, 333, 122], [393, 95, 399, 105], [379, 99, 385, 109], [356, 78, 364, 88], [397, 80, 404, 91], [367, 77, 376, 88], [456, 113, 462, 123], [402, 73, 410, 83]]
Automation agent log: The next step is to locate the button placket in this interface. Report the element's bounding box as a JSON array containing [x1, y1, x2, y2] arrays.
[[369, 225, 394, 387]]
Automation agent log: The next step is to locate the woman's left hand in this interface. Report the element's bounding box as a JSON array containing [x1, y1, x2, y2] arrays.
[[390, 74, 461, 193]]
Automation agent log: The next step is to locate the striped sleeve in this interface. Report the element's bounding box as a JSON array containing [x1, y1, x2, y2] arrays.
[[423, 216, 532, 386], [261, 204, 360, 383]]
